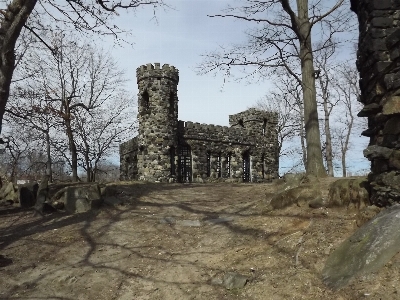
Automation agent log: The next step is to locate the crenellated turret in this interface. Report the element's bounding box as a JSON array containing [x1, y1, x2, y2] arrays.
[[136, 63, 180, 182]]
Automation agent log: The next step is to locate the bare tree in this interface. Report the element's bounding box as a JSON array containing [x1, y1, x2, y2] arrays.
[[255, 75, 306, 169], [75, 94, 136, 182], [332, 62, 362, 177], [0, 0, 166, 136], [8, 32, 134, 182], [199, 0, 354, 177], [314, 44, 341, 176]]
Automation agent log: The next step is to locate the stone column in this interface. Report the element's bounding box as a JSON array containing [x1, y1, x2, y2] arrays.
[[352, 0, 400, 206]]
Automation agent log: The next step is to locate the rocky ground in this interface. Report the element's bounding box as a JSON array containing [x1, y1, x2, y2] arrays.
[[1, 179, 400, 300]]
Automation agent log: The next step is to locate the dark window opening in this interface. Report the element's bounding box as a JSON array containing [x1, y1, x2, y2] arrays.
[[169, 92, 175, 116], [243, 150, 250, 182], [262, 119, 267, 136], [170, 146, 176, 176], [217, 152, 222, 178], [178, 145, 192, 183], [261, 153, 265, 179], [206, 151, 211, 177], [226, 153, 231, 178], [142, 90, 150, 112], [238, 119, 244, 127]]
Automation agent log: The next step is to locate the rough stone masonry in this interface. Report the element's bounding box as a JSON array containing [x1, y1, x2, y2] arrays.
[[351, 0, 400, 206], [120, 63, 279, 183]]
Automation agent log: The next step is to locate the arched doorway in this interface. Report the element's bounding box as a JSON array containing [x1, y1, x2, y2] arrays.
[[178, 145, 192, 183]]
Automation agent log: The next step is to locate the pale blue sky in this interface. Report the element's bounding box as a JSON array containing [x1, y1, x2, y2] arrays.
[[108, 0, 266, 126]]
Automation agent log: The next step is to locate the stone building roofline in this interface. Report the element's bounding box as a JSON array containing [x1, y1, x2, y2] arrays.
[[136, 63, 179, 84], [229, 108, 278, 126]]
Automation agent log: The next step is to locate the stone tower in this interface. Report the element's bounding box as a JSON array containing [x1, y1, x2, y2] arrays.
[[229, 108, 279, 181], [136, 63, 179, 182]]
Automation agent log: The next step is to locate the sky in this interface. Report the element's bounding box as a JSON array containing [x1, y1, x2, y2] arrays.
[[106, 0, 264, 126]]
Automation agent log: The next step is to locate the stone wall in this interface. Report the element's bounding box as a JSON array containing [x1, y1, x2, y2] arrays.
[[120, 137, 138, 181], [352, 0, 400, 206], [178, 109, 279, 182]]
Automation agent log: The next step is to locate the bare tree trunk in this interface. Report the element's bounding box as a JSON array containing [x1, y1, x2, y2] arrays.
[[323, 102, 334, 176], [297, 0, 326, 177], [65, 117, 78, 181], [319, 77, 334, 177], [341, 149, 347, 177], [45, 130, 52, 182], [298, 113, 307, 168], [0, 0, 37, 134], [341, 108, 353, 177]]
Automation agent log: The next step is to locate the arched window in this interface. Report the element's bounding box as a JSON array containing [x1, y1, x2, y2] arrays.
[[217, 152, 222, 178], [169, 92, 175, 115], [261, 153, 265, 179], [262, 119, 267, 136], [206, 151, 211, 177], [141, 90, 150, 112], [226, 153, 231, 178]]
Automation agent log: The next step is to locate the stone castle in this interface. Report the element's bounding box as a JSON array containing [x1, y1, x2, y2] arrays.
[[119, 63, 279, 183]]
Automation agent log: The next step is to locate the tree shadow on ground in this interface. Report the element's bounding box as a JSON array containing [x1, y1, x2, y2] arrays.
[[0, 182, 347, 299]]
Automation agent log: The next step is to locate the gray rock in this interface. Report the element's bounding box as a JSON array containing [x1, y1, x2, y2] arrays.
[[270, 184, 321, 209], [223, 272, 248, 290], [322, 204, 400, 290], [363, 145, 393, 159], [61, 184, 103, 214], [327, 178, 370, 210], [160, 217, 176, 224], [210, 277, 223, 286], [0, 182, 16, 201]]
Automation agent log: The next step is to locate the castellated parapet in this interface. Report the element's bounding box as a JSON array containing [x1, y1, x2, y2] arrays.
[[120, 63, 279, 183]]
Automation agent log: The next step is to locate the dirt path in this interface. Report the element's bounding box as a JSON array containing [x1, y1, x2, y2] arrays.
[[1, 182, 399, 299]]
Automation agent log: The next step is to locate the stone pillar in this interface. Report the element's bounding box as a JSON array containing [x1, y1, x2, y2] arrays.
[[352, 1, 400, 206]]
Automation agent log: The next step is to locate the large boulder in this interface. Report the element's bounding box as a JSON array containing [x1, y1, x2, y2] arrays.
[[277, 173, 307, 191], [0, 182, 17, 205], [327, 178, 370, 210], [322, 205, 400, 290], [54, 184, 103, 214], [270, 184, 322, 209]]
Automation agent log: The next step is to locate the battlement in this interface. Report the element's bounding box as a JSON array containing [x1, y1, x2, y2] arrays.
[[229, 108, 278, 127], [136, 63, 179, 84], [179, 120, 266, 145]]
